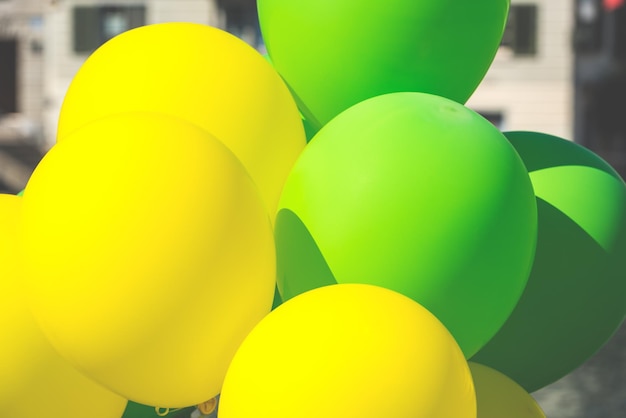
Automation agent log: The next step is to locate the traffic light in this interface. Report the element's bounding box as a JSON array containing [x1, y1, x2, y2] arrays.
[[574, 0, 604, 53], [574, 0, 626, 59]]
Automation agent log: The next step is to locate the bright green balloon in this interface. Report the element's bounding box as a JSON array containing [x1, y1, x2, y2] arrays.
[[258, 0, 509, 128], [471, 131, 626, 392], [276, 92, 537, 357]]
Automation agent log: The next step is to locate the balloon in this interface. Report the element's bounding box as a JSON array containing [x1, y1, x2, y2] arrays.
[[262, 52, 318, 142], [121, 402, 196, 418], [122, 397, 219, 418], [0, 194, 127, 418], [20, 112, 276, 407], [469, 363, 545, 418], [472, 131, 626, 392], [301, 115, 318, 142], [57, 22, 305, 217], [219, 284, 476, 418], [271, 285, 283, 310], [275, 92, 537, 357], [258, 0, 509, 127]]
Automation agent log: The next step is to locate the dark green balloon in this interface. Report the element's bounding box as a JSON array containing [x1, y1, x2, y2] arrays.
[[258, 0, 509, 128], [472, 131, 626, 392], [301, 116, 318, 142], [271, 284, 283, 310], [121, 402, 195, 418], [276, 92, 537, 357], [263, 51, 318, 141]]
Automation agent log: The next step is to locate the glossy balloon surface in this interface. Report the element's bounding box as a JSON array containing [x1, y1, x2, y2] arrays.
[[21, 113, 275, 407], [469, 362, 545, 418], [258, 0, 509, 127], [0, 194, 127, 418], [472, 131, 626, 392], [57, 22, 305, 216], [276, 92, 537, 357], [219, 284, 476, 418]]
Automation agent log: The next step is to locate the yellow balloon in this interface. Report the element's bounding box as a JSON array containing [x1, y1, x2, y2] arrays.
[[0, 194, 127, 418], [57, 22, 305, 218], [469, 363, 546, 418], [20, 113, 276, 407], [219, 284, 476, 418]]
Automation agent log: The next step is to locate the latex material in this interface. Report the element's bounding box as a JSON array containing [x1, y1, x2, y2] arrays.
[[472, 131, 626, 392], [57, 22, 305, 217], [0, 194, 127, 418], [258, 0, 509, 127], [20, 113, 276, 407], [469, 363, 545, 418], [219, 284, 476, 418], [121, 402, 196, 418], [276, 92, 537, 357]]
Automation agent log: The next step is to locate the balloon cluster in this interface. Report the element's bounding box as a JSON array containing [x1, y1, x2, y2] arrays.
[[1, 1, 625, 418]]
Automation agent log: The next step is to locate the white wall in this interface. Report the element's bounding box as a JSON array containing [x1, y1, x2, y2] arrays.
[[467, 0, 575, 140]]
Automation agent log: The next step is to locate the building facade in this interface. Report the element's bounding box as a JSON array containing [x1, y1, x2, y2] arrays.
[[41, 0, 222, 147], [467, 0, 575, 141], [0, 0, 47, 191], [0, 0, 223, 192], [0, 0, 45, 136], [571, 0, 626, 176]]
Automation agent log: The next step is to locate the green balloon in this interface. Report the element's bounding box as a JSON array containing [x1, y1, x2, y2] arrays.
[[258, 0, 509, 128], [271, 284, 283, 310], [121, 402, 195, 418], [276, 92, 537, 357], [263, 52, 319, 141], [471, 131, 626, 392], [301, 116, 318, 142]]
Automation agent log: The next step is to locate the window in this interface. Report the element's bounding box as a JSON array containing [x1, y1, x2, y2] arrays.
[[73, 5, 146, 53], [215, 0, 263, 49], [478, 112, 505, 130], [501, 4, 538, 56], [0, 39, 17, 114]]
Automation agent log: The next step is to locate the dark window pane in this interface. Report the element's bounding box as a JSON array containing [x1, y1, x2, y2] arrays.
[[73, 5, 146, 54], [128, 6, 147, 28], [0, 39, 17, 114], [516, 6, 538, 54], [73, 7, 100, 53], [478, 111, 504, 130], [501, 5, 538, 56]]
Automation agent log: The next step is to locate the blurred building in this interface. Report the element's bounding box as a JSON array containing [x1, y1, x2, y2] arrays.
[[0, 0, 47, 192], [215, 0, 260, 49], [468, 0, 626, 180], [467, 0, 575, 140], [572, 0, 626, 176], [0, 0, 224, 193], [41, 0, 222, 149], [468, 4, 626, 417]]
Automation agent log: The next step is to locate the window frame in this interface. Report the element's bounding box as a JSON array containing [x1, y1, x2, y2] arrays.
[[500, 4, 539, 57]]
